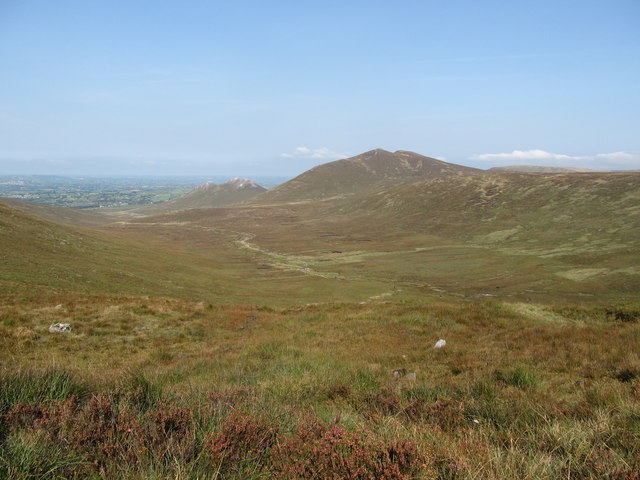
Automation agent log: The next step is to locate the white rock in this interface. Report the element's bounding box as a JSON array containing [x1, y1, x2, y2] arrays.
[[433, 339, 446, 349], [49, 323, 71, 333], [405, 372, 417, 381]]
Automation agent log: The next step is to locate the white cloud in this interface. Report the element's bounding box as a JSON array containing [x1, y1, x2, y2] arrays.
[[311, 147, 346, 159], [281, 146, 347, 161], [471, 149, 572, 162], [592, 151, 640, 166], [469, 149, 640, 170]]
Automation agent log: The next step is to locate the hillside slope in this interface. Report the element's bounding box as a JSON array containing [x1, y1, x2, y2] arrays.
[[346, 172, 640, 292], [360, 172, 640, 241], [134, 178, 266, 215], [252, 149, 481, 204], [0, 197, 113, 227], [0, 200, 252, 298]]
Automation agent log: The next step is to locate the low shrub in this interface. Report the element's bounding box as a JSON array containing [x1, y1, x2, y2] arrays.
[[206, 410, 278, 475], [605, 307, 639, 323], [271, 419, 425, 480]]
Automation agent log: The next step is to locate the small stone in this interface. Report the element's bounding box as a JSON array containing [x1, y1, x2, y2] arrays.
[[49, 323, 71, 333], [392, 368, 406, 379], [405, 372, 417, 381], [433, 339, 447, 349]]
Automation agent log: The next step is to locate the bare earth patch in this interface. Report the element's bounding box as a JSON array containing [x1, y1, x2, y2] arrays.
[[555, 268, 609, 281]]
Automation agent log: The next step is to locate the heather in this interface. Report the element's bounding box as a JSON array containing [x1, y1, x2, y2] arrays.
[[2, 296, 638, 478]]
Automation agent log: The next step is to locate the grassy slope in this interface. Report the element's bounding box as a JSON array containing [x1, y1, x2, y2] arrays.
[[0, 197, 113, 227], [350, 172, 640, 300], [0, 201, 225, 298]]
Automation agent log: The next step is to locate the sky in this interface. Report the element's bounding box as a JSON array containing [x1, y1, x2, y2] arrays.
[[0, 0, 639, 176]]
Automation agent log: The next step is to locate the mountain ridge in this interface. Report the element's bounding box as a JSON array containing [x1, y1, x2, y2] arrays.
[[488, 165, 604, 173]]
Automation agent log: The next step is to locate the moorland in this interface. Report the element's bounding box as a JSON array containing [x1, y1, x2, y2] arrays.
[[1, 149, 639, 479]]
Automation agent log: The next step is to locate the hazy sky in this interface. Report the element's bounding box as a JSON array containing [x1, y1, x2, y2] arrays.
[[1, 0, 639, 176]]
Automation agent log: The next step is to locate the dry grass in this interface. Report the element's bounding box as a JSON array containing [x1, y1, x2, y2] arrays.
[[1, 294, 639, 478]]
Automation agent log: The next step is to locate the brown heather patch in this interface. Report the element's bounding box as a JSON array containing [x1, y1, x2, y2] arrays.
[[270, 418, 427, 480], [206, 410, 278, 475]]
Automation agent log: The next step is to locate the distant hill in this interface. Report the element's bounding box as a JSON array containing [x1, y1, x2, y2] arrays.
[[135, 178, 266, 214], [488, 165, 603, 173], [251, 149, 481, 204]]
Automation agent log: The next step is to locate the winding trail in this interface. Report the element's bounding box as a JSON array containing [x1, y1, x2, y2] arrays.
[[114, 220, 468, 299], [232, 232, 341, 279]]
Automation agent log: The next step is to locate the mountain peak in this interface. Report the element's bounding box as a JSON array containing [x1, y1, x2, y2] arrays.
[[224, 178, 261, 190], [251, 148, 482, 204], [197, 181, 217, 190]]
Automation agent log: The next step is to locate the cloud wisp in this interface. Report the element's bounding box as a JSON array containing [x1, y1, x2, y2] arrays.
[[281, 146, 347, 160], [470, 149, 640, 170]]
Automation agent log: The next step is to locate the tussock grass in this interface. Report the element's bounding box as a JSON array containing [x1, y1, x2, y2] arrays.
[[0, 370, 88, 414]]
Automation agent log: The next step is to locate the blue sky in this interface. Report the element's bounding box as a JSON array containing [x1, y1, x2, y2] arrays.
[[0, 0, 638, 176]]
